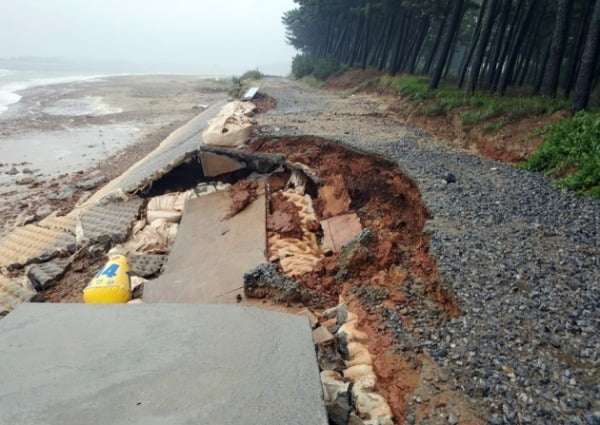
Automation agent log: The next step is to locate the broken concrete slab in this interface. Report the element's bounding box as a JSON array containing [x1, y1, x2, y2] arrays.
[[200, 145, 284, 174], [244, 263, 305, 303], [75, 176, 106, 191], [128, 253, 167, 278], [321, 213, 362, 254], [0, 274, 42, 315], [80, 197, 143, 244], [143, 189, 266, 303], [242, 86, 259, 100], [26, 258, 70, 290], [0, 224, 76, 269], [199, 151, 246, 177], [0, 303, 328, 425]]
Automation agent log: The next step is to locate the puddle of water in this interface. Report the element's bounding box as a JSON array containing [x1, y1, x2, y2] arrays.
[[0, 123, 140, 179]]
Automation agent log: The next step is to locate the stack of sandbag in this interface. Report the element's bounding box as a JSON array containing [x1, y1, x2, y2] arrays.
[[202, 101, 256, 147]]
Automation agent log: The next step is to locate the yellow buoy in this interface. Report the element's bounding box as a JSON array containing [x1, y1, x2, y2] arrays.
[[83, 255, 132, 304]]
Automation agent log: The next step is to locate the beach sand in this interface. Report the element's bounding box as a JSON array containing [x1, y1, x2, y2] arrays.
[[0, 75, 229, 231]]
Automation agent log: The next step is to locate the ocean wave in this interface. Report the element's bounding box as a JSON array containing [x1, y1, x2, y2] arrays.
[[0, 72, 109, 115]]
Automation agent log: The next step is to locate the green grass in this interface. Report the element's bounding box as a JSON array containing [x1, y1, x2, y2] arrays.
[[299, 75, 325, 89], [240, 69, 264, 81], [378, 75, 569, 125], [523, 111, 600, 197]]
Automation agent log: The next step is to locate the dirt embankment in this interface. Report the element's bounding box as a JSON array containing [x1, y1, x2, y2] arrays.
[[247, 136, 467, 422], [326, 70, 567, 164]]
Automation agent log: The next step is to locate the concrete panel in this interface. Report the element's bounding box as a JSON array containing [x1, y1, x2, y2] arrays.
[[0, 303, 328, 425], [0, 224, 76, 269], [144, 188, 266, 303], [199, 151, 245, 177], [320, 213, 362, 253]]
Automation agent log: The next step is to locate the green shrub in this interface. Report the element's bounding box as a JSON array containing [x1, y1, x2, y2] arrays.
[[229, 76, 242, 98], [299, 75, 325, 89], [313, 57, 341, 80], [292, 54, 316, 79], [240, 69, 264, 81], [523, 111, 600, 197]]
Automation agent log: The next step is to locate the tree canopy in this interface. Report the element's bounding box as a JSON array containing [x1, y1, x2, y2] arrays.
[[283, 0, 600, 111]]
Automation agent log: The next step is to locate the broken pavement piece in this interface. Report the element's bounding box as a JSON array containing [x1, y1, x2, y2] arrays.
[[318, 175, 352, 218], [321, 213, 362, 254], [75, 176, 106, 191], [0, 224, 76, 269], [313, 325, 335, 345], [0, 274, 42, 315], [48, 185, 76, 200], [144, 190, 265, 303], [26, 258, 70, 291], [243, 263, 305, 303], [79, 197, 143, 244], [199, 151, 245, 177], [129, 253, 167, 278]]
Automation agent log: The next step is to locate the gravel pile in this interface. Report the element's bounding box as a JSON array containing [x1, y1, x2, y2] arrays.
[[259, 79, 599, 425]]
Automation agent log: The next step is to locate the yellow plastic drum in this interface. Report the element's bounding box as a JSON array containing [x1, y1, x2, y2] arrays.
[[83, 255, 132, 303]]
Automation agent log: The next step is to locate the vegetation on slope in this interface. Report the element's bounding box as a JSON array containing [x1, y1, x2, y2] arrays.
[[523, 111, 600, 197]]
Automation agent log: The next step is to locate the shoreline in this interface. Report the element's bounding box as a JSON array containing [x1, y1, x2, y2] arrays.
[[0, 74, 229, 232]]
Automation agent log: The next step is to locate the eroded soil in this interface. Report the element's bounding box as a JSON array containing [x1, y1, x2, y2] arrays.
[[246, 136, 470, 423]]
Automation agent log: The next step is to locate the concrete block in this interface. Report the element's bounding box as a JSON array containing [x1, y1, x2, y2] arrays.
[[199, 151, 245, 177], [0, 304, 328, 425]]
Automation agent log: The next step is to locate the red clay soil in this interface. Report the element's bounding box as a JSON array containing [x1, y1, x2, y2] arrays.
[[246, 136, 460, 423], [224, 179, 259, 219], [266, 191, 304, 239]]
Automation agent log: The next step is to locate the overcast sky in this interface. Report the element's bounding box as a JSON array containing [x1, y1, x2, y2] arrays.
[[0, 0, 298, 75]]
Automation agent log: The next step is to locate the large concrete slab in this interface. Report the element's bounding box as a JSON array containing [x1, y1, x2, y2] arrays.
[[144, 188, 266, 303], [0, 303, 328, 425]]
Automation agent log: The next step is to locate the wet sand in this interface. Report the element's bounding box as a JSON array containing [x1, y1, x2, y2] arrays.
[[0, 75, 229, 232]]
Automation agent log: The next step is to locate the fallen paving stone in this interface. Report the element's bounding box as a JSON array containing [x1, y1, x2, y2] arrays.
[[199, 151, 246, 177], [0, 224, 76, 269], [80, 198, 143, 244], [75, 176, 106, 191], [144, 190, 265, 303], [128, 254, 167, 278], [0, 274, 42, 315], [35, 205, 54, 221], [244, 263, 306, 303], [321, 213, 362, 254], [0, 304, 328, 425], [313, 326, 335, 345], [26, 259, 70, 291], [321, 370, 352, 425], [48, 185, 76, 200]]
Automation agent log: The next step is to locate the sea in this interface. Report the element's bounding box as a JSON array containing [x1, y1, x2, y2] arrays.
[[0, 68, 108, 115]]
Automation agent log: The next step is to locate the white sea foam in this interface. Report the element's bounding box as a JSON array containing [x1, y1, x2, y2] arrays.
[[0, 71, 109, 115]]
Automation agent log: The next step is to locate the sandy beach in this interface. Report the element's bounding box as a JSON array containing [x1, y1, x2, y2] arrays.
[[0, 74, 229, 232]]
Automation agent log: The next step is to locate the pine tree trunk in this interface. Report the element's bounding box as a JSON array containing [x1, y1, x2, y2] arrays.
[[572, 0, 600, 111], [541, 0, 574, 97], [465, 0, 499, 95], [430, 0, 465, 89]]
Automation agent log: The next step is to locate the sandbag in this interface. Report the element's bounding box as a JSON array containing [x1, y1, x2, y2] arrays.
[[202, 101, 256, 147], [146, 190, 196, 224], [119, 218, 179, 254], [83, 255, 132, 303]]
